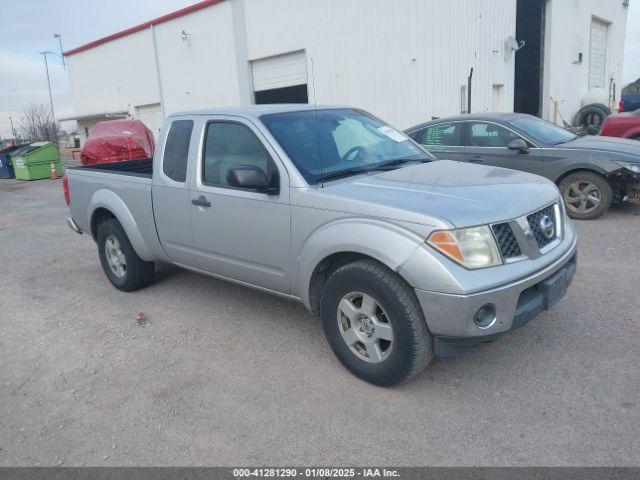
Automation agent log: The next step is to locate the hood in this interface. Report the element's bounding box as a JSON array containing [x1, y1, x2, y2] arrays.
[[560, 135, 640, 159], [306, 161, 560, 228]]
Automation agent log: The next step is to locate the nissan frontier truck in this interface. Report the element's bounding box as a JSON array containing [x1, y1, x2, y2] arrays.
[[64, 105, 577, 386]]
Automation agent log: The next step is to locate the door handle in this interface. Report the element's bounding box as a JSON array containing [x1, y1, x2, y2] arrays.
[[191, 195, 211, 208], [468, 156, 484, 163]]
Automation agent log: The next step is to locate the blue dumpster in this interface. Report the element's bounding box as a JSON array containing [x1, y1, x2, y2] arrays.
[[0, 145, 20, 179]]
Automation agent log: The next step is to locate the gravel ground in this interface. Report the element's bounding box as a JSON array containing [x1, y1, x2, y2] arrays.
[[1, 178, 639, 467]]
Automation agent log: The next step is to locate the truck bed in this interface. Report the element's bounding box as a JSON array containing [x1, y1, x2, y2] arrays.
[[66, 158, 153, 178]]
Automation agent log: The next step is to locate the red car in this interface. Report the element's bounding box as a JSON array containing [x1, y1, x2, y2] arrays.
[[600, 109, 640, 140]]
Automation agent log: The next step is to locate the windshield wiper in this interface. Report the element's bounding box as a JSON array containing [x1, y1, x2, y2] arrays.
[[317, 158, 429, 183], [317, 166, 372, 182], [367, 158, 429, 171]]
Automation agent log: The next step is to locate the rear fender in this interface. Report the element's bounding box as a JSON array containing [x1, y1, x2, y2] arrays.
[[88, 189, 155, 261]]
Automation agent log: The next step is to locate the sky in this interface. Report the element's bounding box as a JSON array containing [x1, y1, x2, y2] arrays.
[[0, 0, 195, 138], [1, 0, 640, 138]]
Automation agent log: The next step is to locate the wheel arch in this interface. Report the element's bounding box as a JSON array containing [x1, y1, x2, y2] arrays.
[[297, 218, 426, 314], [87, 189, 155, 261], [554, 166, 611, 186], [307, 252, 382, 315]]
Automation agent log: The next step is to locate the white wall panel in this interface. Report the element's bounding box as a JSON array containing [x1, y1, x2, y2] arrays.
[[243, 0, 517, 129], [589, 18, 608, 90], [65, 0, 626, 132], [154, 1, 242, 115], [66, 29, 159, 118], [542, 0, 627, 122], [135, 103, 164, 137], [252, 51, 307, 91]]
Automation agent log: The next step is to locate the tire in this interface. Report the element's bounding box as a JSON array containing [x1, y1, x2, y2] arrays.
[[320, 259, 432, 386], [574, 104, 610, 131], [559, 171, 612, 220], [97, 218, 154, 291]]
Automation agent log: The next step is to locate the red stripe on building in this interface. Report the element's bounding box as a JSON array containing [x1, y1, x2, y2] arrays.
[[64, 0, 225, 56]]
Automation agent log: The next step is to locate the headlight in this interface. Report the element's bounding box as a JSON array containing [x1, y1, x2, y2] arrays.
[[615, 161, 640, 174], [427, 226, 502, 269]]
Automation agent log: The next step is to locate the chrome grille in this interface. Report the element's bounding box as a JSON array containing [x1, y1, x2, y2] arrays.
[[492, 223, 522, 260], [527, 204, 558, 249]]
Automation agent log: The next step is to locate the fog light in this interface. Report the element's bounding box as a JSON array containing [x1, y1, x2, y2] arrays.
[[473, 304, 496, 328]]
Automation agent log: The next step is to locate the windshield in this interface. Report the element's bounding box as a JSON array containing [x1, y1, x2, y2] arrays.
[[510, 116, 578, 145], [260, 108, 433, 183]]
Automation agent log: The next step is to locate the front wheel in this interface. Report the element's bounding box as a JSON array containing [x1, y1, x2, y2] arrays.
[[320, 260, 432, 386], [559, 172, 612, 220], [97, 218, 155, 291]]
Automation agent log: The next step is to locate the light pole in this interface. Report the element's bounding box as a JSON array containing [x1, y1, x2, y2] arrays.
[[54, 33, 66, 70], [39, 51, 58, 145]]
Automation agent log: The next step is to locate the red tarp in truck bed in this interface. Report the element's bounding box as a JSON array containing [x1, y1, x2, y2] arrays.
[[81, 119, 155, 166]]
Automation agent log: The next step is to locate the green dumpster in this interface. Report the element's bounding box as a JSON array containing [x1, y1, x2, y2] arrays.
[[12, 142, 62, 180]]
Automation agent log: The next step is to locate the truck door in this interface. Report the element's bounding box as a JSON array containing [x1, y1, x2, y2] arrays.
[[189, 117, 291, 294], [152, 119, 197, 266]]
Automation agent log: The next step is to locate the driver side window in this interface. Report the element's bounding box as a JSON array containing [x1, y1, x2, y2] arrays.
[[202, 122, 277, 189], [469, 122, 521, 148]]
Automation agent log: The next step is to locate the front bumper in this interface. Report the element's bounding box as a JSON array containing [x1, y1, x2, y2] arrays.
[[415, 237, 577, 357]]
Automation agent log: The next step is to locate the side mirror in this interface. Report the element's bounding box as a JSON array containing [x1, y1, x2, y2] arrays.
[[227, 165, 278, 194], [508, 138, 529, 153]]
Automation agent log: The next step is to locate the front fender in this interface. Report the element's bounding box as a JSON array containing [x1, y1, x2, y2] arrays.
[[296, 218, 426, 308], [87, 189, 155, 261]]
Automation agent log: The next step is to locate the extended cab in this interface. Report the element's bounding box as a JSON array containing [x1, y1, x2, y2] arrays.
[[65, 106, 577, 386]]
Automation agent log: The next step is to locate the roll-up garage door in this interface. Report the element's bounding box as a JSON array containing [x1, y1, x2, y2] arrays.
[[589, 18, 608, 90], [135, 103, 164, 138], [251, 51, 307, 92]]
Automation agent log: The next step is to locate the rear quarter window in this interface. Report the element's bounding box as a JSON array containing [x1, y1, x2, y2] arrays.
[[412, 123, 463, 150], [163, 120, 194, 182]]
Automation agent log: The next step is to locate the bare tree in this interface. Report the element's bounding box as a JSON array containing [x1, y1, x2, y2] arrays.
[[19, 103, 60, 143]]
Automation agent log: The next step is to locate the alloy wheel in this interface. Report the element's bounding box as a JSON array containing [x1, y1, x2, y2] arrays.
[[336, 292, 394, 363], [105, 235, 127, 278], [564, 181, 602, 215]]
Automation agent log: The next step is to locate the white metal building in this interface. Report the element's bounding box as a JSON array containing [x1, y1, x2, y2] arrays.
[[62, 0, 628, 144]]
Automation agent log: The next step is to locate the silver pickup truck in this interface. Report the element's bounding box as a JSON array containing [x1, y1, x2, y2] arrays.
[[65, 105, 577, 386]]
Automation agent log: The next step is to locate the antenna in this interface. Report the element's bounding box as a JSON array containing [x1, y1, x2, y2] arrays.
[[309, 57, 323, 188]]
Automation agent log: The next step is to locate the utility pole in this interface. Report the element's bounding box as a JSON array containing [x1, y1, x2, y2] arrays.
[[54, 33, 66, 70], [39, 51, 58, 145]]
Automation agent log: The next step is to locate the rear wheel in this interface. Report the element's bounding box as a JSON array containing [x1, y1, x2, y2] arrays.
[[97, 218, 154, 291], [320, 260, 432, 386], [559, 171, 612, 220]]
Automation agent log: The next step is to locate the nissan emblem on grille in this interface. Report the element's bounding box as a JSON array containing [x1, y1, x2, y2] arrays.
[[538, 214, 555, 240], [526, 204, 558, 249]]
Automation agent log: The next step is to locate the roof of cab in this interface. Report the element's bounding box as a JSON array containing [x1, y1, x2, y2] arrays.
[[169, 104, 351, 119]]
